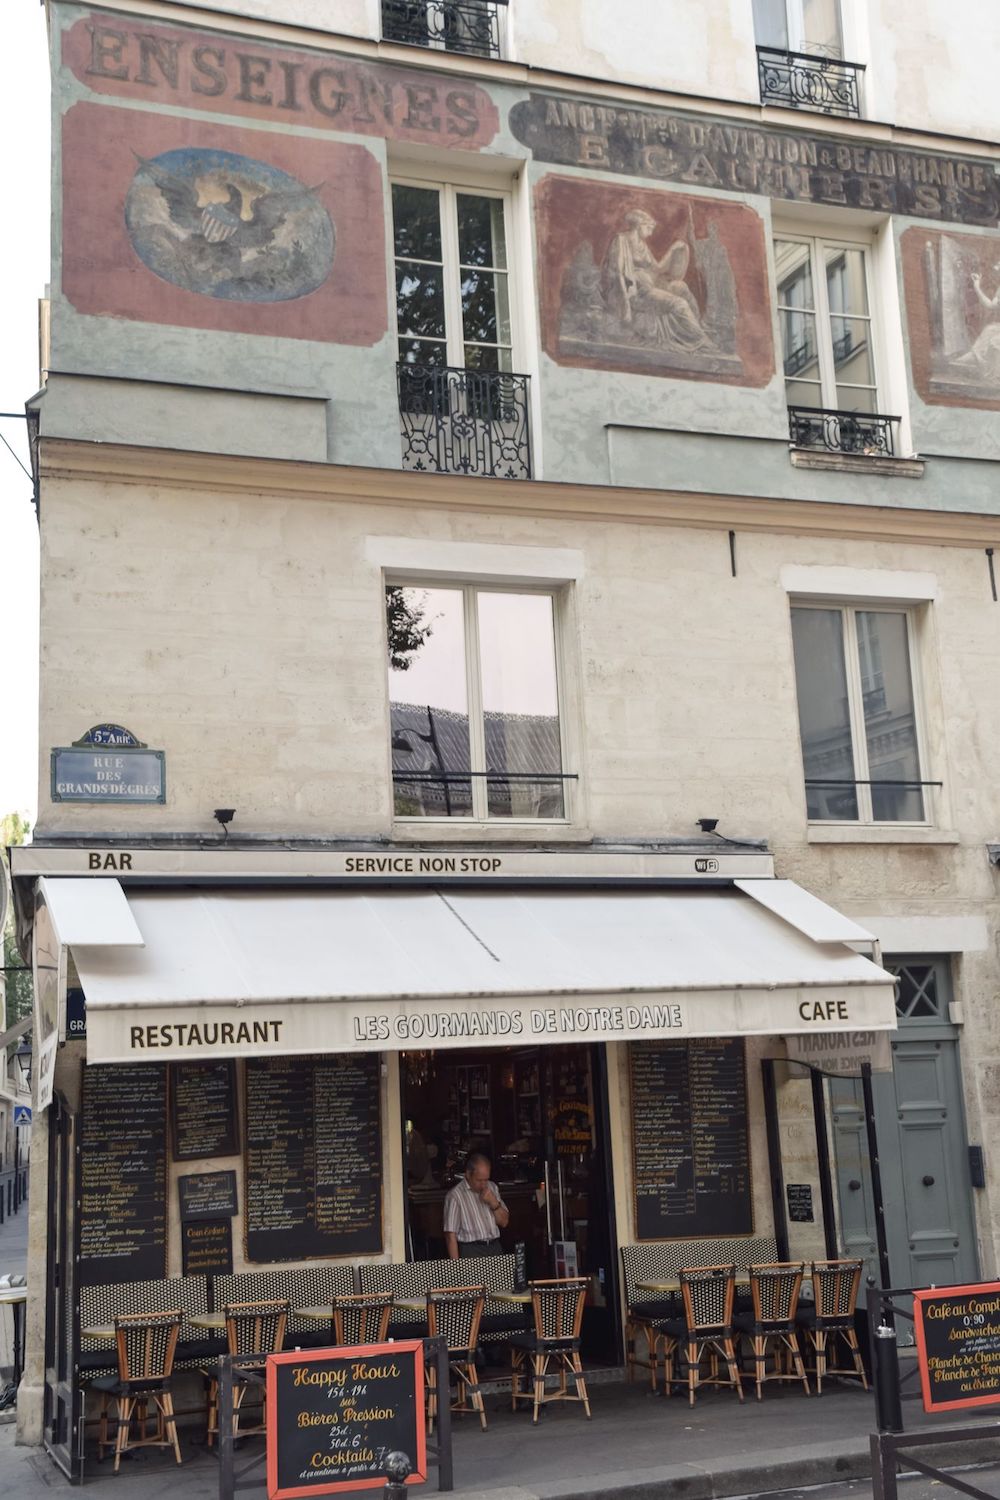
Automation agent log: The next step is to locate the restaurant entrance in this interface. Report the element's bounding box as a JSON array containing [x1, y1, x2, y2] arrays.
[[400, 1041, 620, 1361]]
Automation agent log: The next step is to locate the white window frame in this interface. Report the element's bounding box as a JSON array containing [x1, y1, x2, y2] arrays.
[[774, 228, 881, 416], [386, 577, 571, 826], [790, 600, 933, 828], [390, 176, 518, 374], [755, 0, 845, 57]]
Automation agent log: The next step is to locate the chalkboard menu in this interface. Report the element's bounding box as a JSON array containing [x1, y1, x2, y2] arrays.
[[79, 1063, 168, 1286], [245, 1055, 382, 1262], [170, 1060, 238, 1160], [266, 1342, 426, 1498], [915, 1283, 1000, 1412], [179, 1170, 238, 1221], [630, 1039, 752, 1240], [786, 1184, 814, 1223], [181, 1217, 234, 1276]]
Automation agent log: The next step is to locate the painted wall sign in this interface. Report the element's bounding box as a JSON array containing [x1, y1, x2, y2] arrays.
[[63, 14, 498, 149], [51, 740, 165, 803], [265, 1341, 426, 1497], [511, 94, 1000, 228], [62, 103, 386, 343], [536, 175, 774, 385], [902, 226, 1000, 411], [914, 1283, 1000, 1411]]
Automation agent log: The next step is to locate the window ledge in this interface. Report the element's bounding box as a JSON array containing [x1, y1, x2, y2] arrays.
[[392, 822, 594, 845], [790, 448, 925, 480], [806, 826, 959, 845]]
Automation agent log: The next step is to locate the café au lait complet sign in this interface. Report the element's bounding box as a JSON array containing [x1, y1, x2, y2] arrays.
[[51, 724, 165, 804]]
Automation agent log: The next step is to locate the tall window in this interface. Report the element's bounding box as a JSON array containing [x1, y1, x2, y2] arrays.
[[392, 182, 513, 375], [790, 605, 928, 824], [753, 0, 843, 56], [386, 583, 566, 821], [776, 235, 878, 414]]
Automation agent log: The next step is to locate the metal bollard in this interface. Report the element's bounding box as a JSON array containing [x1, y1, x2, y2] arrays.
[[873, 1321, 903, 1434], [384, 1452, 412, 1500]]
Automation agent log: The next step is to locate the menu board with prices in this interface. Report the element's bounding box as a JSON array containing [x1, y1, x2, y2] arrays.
[[630, 1039, 752, 1240], [266, 1341, 426, 1497], [181, 1217, 234, 1276], [914, 1283, 1000, 1411], [179, 1169, 238, 1221], [170, 1060, 238, 1161], [245, 1055, 382, 1262], [79, 1063, 168, 1285]]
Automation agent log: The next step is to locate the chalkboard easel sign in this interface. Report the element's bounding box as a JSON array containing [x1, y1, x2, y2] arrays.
[[914, 1283, 1000, 1412], [265, 1341, 426, 1498]]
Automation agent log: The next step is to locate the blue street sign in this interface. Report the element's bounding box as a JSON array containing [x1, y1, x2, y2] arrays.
[[13, 1106, 31, 1128]]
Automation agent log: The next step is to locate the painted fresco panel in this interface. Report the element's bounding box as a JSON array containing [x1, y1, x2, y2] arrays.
[[61, 102, 386, 343], [63, 13, 498, 147], [902, 227, 1000, 411], [535, 176, 774, 386]]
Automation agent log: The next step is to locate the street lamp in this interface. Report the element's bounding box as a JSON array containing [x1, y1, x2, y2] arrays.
[[14, 1039, 31, 1091]]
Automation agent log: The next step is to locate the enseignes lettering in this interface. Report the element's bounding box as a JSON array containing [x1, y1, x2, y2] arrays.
[[85, 24, 481, 137], [130, 1019, 283, 1049]]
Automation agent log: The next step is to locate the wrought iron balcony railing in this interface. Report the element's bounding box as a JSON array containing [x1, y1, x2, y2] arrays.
[[397, 363, 532, 479], [381, 0, 506, 59], [757, 46, 865, 118], [788, 405, 900, 457]]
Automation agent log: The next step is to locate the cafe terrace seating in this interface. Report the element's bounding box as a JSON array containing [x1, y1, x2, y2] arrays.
[[510, 1277, 592, 1423], [620, 1236, 777, 1388], [204, 1299, 289, 1447], [92, 1311, 183, 1472], [661, 1266, 745, 1406], [359, 1253, 527, 1345], [795, 1258, 867, 1393], [733, 1263, 811, 1401], [426, 1286, 487, 1432]]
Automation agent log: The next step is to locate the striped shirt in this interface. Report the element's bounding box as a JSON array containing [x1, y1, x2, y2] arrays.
[[443, 1177, 506, 1243]]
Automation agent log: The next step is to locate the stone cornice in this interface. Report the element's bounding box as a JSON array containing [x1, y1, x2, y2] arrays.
[[38, 438, 1000, 549], [50, 0, 999, 160]]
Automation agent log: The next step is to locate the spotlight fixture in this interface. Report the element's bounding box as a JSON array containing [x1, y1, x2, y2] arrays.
[[214, 808, 236, 837], [697, 817, 719, 833]]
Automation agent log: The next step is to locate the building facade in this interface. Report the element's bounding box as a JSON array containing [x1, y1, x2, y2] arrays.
[[11, 0, 1000, 1463]]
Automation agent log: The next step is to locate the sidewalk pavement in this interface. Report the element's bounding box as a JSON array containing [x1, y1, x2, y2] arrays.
[[4, 1378, 1000, 1500]]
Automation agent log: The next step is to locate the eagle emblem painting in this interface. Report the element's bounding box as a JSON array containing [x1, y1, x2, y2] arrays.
[[125, 147, 335, 302]]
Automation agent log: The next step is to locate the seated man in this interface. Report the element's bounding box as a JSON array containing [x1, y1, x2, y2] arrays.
[[443, 1152, 510, 1259]]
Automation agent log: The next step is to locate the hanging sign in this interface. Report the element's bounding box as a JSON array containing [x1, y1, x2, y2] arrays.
[[265, 1341, 426, 1497], [784, 1030, 893, 1075], [51, 725, 165, 804], [914, 1283, 1000, 1411]]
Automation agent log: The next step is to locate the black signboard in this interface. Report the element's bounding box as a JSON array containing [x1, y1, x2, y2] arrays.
[[170, 1059, 238, 1160], [266, 1341, 426, 1497], [79, 1063, 168, 1285], [245, 1055, 382, 1262], [179, 1169, 238, 1221], [914, 1283, 1000, 1412], [630, 1039, 752, 1240], [786, 1184, 814, 1223], [181, 1217, 233, 1276]]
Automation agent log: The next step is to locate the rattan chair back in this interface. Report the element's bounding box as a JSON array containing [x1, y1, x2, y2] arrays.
[[811, 1260, 863, 1324], [749, 1263, 805, 1325], [427, 1287, 485, 1353], [114, 1311, 182, 1383], [223, 1299, 289, 1357], [331, 1293, 393, 1346], [680, 1266, 736, 1333], [529, 1278, 589, 1342]]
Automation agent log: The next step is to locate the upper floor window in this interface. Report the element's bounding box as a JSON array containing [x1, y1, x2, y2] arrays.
[[381, 0, 507, 60], [391, 181, 531, 479], [790, 604, 929, 825], [386, 583, 567, 821], [754, 0, 864, 117], [775, 234, 898, 456]]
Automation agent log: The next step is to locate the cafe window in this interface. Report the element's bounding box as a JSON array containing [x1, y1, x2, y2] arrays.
[[789, 603, 930, 824], [386, 582, 568, 821], [775, 234, 880, 415]]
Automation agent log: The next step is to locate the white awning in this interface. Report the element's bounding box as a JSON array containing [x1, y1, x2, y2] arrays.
[[37, 877, 144, 948], [59, 884, 898, 1064]]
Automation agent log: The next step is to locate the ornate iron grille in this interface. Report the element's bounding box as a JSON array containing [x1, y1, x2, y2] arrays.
[[382, 0, 506, 58], [757, 46, 864, 118], [788, 405, 900, 456], [397, 363, 532, 479]]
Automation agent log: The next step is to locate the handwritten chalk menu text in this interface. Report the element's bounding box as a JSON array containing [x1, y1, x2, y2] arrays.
[[179, 1169, 238, 1221], [266, 1341, 426, 1498], [630, 1039, 752, 1239], [181, 1217, 234, 1276], [170, 1059, 238, 1160], [79, 1063, 167, 1285], [245, 1055, 382, 1261], [914, 1283, 1000, 1411]]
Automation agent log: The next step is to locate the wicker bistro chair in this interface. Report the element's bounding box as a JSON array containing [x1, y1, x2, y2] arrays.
[[205, 1299, 289, 1447], [660, 1267, 744, 1406], [94, 1311, 183, 1472], [796, 1260, 867, 1393], [511, 1278, 592, 1423], [426, 1287, 487, 1433], [331, 1293, 393, 1346], [734, 1263, 810, 1401]]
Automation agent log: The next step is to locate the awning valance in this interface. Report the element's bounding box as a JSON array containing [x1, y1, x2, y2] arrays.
[[57, 884, 897, 1064]]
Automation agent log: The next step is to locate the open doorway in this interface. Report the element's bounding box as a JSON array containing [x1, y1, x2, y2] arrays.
[[400, 1042, 620, 1362]]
